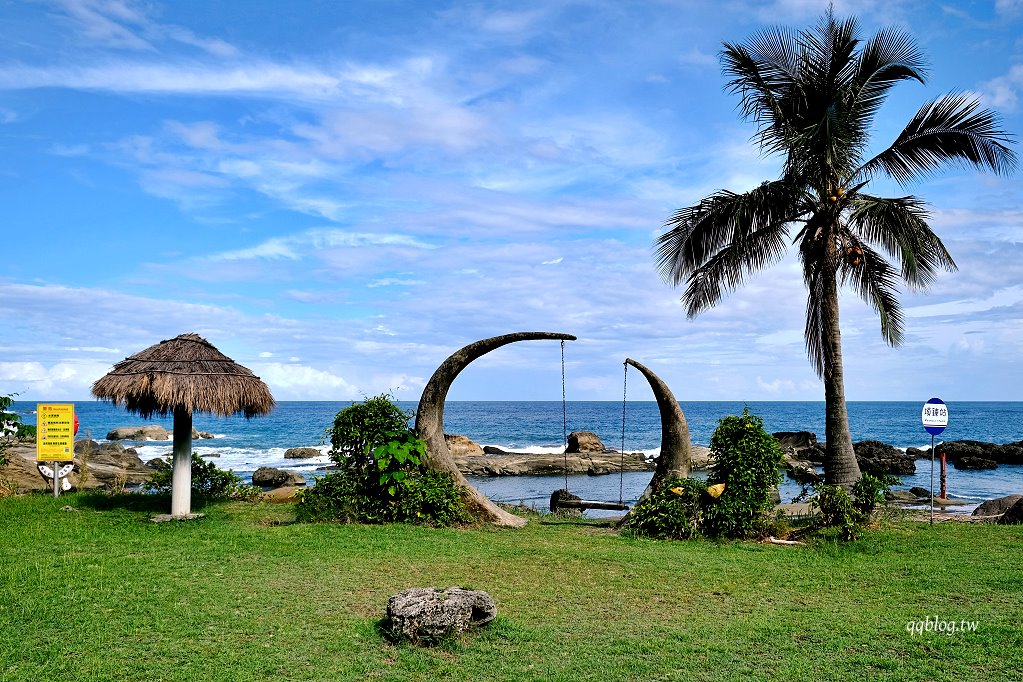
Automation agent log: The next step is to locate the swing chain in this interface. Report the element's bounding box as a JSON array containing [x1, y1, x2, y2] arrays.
[[561, 340, 568, 491], [620, 361, 628, 504]]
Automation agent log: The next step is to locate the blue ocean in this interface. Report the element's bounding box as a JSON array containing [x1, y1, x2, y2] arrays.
[[12, 400, 1023, 514]]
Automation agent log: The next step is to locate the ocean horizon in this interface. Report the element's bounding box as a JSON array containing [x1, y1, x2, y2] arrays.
[[12, 399, 1023, 514]]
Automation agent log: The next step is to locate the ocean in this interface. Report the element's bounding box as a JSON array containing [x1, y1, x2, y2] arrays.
[[12, 400, 1023, 514]]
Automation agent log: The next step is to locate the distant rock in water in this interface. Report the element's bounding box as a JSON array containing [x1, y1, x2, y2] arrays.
[[567, 431, 605, 453], [107, 425, 170, 441], [854, 440, 916, 475], [941, 440, 1023, 466], [445, 434, 483, 457], [284, 447, 321, 459], [953, 456, 998, 470]]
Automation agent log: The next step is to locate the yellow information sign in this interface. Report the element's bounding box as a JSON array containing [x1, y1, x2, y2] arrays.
[[36, 403, 75, 462]]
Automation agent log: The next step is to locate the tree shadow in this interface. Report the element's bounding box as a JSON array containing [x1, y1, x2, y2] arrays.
[[74, 490, 171, 513]]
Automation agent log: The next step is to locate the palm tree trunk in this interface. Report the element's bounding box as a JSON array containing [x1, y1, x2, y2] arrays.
[[821, 270, 861, 486]]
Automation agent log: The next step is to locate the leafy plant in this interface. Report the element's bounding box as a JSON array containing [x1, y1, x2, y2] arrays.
[[327, 394, 412, 469], [0, 394, 24, 467], [702, 408, 784, 539], [143, 453, 259, 501], [851, 473, 897, 516], [806, 473, 896, 541], [300, 395, 473, 527], [628, 476, 706, 540]]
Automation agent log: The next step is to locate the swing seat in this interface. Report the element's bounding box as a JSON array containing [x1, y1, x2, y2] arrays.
[[553, 498, 629, 512], [549, 488, 629, 513]]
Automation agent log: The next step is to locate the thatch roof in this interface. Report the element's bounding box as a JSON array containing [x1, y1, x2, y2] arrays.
[[91, 333, 275, 418]]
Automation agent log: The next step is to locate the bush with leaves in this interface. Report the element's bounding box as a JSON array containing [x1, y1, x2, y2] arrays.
[[143, 453, 261, 501], [807, 473, 895, 541], [299, 395, 472, 526], [628, 476, 707, 540], [0, 394, 25, 467], [701, 408, 784, 539]]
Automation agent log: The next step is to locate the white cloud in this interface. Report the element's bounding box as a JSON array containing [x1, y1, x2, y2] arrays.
[[981, 64, 1023, 112]]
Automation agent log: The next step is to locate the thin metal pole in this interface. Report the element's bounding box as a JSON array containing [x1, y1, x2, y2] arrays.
[[53, 461, 59, 499], [929, 434, 935, 525], [620, 362, 628, 505], [561, 340, 568, 492]]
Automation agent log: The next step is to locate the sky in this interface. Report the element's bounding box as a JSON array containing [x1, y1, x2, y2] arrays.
[[0, 0, 1022, 404]]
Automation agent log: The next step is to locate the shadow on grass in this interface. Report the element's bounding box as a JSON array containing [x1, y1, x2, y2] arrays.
[[74, 490, 172, 513]]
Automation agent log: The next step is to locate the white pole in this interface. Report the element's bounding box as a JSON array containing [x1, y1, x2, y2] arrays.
[[53, 461, 59, 499], [929, 434, 935, 525], [170, 406, 193, 516]]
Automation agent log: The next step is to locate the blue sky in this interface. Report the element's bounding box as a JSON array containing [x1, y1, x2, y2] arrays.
[[1, 0, 1021, 403]]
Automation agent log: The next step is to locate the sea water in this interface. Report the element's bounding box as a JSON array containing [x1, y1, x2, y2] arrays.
[[12, 400, 1023, 513]]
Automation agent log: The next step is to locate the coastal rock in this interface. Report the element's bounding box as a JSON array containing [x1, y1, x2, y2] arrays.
[[909, 486, 931, 498], [784, 460, 821, 485], [0, 441, 152, 492], [550, 488, 583, 514], [146, 457, 169, 470], [567, 431, 605, 453], [483, 446, 510, 455], [386, 587, 496, 644], [953, 456, 998, 470], [997, 499, 1023, 525], [690, 446, 713, 470], [774, 431, 817, 451], [455, 450, 652, 477], [251, 467, 305, 488], [106, 425, 170, 441], [192, 429, 215, 439], [887, 490, 921, 503], [905, 447, 928, 459], [973, 494, 1023, 519], [854, 440, 916, 475], [941, 440, 1023, 466], [444, 434, 483, 457], [284, 447, 321, 459]]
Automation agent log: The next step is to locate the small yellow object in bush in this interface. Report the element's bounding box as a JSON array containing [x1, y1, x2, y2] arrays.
[[670, 486, 685, 495], [706, 483, 726, 498]]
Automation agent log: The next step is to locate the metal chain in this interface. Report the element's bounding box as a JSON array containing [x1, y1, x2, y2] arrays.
[[561, 340, 568, 491], [620, 361, 628, 504]]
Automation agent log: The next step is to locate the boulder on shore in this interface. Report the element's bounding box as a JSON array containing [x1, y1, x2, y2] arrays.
[[445, 434, 483, 457], [386, 587, 496, 644], [251, 467, 306, 488], [998, 498, 1023, 525], [0, 440, 152, 492], [567, 431, 605, 453], [284, 447, 321, 459], [973, 494, 1023, 519]]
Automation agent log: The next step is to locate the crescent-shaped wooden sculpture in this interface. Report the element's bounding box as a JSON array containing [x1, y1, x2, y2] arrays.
[[415, 332, 577, 528], [624, 357, 692, 503]]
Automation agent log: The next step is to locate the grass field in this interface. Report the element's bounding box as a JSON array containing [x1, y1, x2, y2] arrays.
[[1, 492, 1021, 681]]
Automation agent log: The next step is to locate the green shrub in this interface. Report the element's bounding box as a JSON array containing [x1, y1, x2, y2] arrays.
[[0, 394, 23, 466], [628, 476, 706, 540], [807, 473, 896, 541], [143, 453, 259, 501], [300, 395, 473, 527], [327, 394, 411, 469], [701, 408, 784, 539]]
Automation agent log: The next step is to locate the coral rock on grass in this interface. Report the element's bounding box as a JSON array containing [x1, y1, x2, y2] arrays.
[[386, 587, 496, 644]]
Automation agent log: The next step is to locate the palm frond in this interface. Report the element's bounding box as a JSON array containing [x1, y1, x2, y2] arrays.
[[656, 180, 802, 285], [850, 27, 926, 124], [847, 194, 956, 288], [855, 93, 1017, 183], [838, 240, 905, 346], [680, 223, 791, 316], [802, 265, 828, 377]]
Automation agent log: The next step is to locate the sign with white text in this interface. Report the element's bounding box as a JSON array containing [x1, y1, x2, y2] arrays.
[[36, 403, 75, 462], [922, 398, 948, 436]]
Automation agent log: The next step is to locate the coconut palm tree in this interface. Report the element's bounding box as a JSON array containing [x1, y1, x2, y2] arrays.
[[656, 11, 1016, 485]]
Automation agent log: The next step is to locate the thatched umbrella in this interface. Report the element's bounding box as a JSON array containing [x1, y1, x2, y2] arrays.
[[92, 333, 275, 516]]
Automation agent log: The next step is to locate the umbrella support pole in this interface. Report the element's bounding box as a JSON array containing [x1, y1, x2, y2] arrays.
[[171, 407, 193, 517]]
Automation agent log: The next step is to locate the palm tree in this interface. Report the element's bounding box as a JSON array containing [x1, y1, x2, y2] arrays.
[[656, 11, 1016, 485]]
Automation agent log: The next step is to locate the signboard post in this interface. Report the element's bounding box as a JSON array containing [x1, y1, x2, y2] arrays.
[[921, 398, 948, 525], [36, 404, 75, 498]]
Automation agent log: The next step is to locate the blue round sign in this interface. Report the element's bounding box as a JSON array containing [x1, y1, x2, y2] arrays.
[[921, 398, 948, 436]]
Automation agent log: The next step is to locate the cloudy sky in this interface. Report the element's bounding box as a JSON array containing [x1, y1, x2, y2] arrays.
[[0, 0, 1021, 403]]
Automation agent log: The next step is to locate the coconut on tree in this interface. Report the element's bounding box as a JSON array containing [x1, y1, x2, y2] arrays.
[[656, 11, 1016, 485]]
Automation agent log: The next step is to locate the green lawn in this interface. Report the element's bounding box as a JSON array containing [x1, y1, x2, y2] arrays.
[[1, 493, 1021, 681]]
